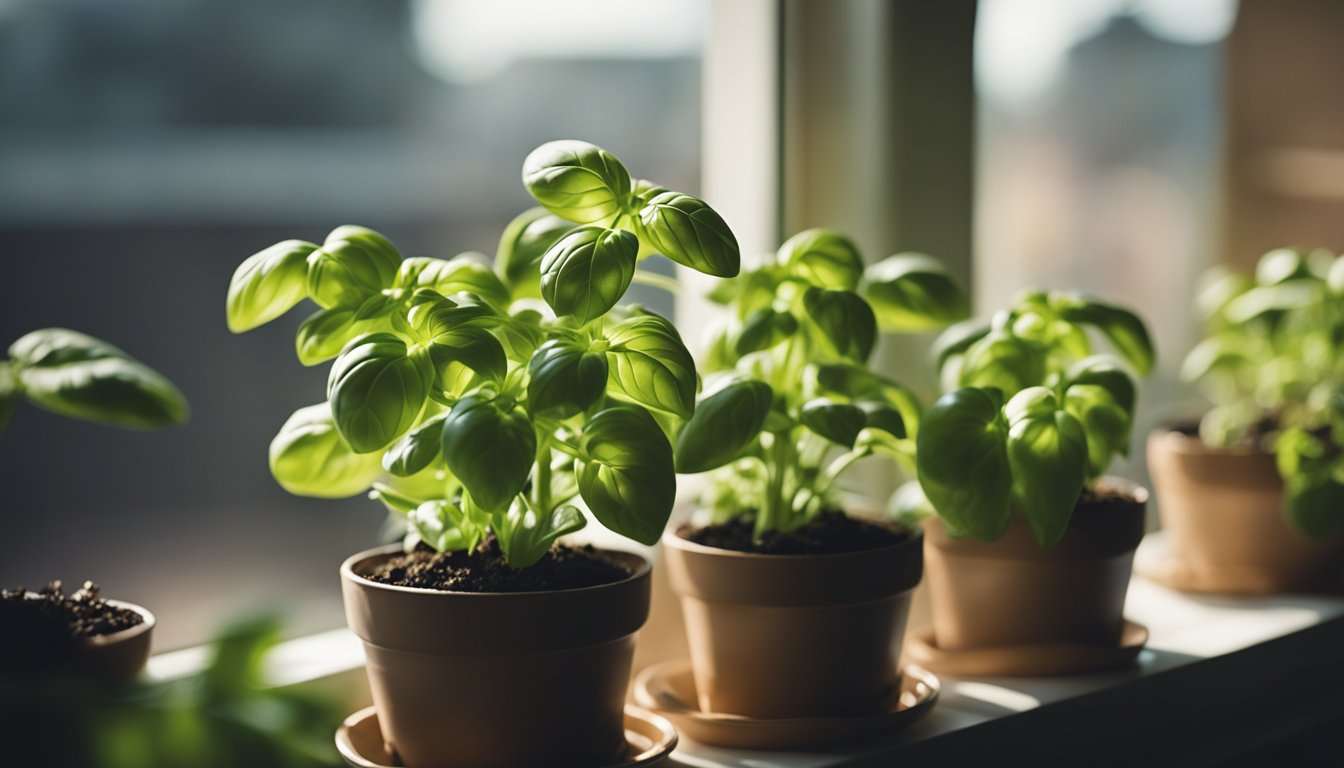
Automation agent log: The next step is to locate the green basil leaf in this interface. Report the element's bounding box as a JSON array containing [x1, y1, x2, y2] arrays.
[[957, 331, 1048, 393], [382, 413, 446, 477], [577, 405, 675, 545], [1222, 283, 1323, 325], [1049, 293, 1155, 375], [1195, 267, 1253, 321], [637, 191, 740, 277], [295, 307, 376, 366], [522, 140, 632, 224], [800, 398, 867, 447], [856, 400, 906, 438], [1062, 383, 1130, 477], [440, 394, 535, 512], [1005, 387, 1088, 549], [813, 362, 922, 435], [395, 256, 511, 309], [425, 325, 507, 389], [777, 228, 863, 290], [712, 268, 783, 317], [633, 178, 670, 207], [493, 504, 587, 569], [864, 253, 969, 331], [1065, 356, 1136, 413], [11, 328, 189, 429], [604, 312, 697, 418], [930, 319, 991, 374], [733, 307, 798, 355], [1255, 247, 1313, 285], [802, 288, 877, 362], [268, 403, 382, 498], [327, 333, 432, 453], [527, 338, 608, 418], [916, 387, 1012, 541], [410, 500, 484, 553], [496, 310, 547, 361], [305, 225, 402, 310], [540, 226, 638, 323], [226, 239, 318, 332], [496, 207, 575, 299], [674, 379, 772, 473]]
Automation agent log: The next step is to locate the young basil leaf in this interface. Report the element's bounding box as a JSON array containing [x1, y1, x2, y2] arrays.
[[295, 307, 375, 366], [674, 379, 772, 473], [540, 226, 638, 323], [1062, 383, 1130, 477], [633, 178, 670, 207], [1222, 283, 1323, 325], [522, 140, 632, 224], [957, 332, 1048, 393], [10, 328, 189, 429], [410, 500, 484, 553], [1049, 293, 1155, 375], [268, 403, 382, 498], [577, 406, 675, 545], [382, 413, 446, 477], [856, 400, 906, 438], [327, 333, 432, 453], [226, 239, 318, 332], [496, 207, 575, 299], [777, 228, 863, 290], [930, 318, 991, 373], [425, 325, 507, 389], [1004, 387, 1088, 549], [1180, 335, 1251, 385], [527, 338, 608, 418], [1065, 356, 1136, 413], [916, 387, 1013, 541], [440, 395, 535, 513], [733, 307, 798, 355], [800, 398, 867, 447], [813, 362, 922, 435], [637, 191, 741, 277], [604, 312, 697, 418], [492, 504, 587, 569], [864, 253, 969, 331], [496, 310, 547, 361], [802, 288, 877, 362], [394, 256, 512, 310], [305, 225, 402, 310], [1254, 247, 1313, 285]]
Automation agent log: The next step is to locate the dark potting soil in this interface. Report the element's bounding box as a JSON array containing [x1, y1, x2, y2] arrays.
[[682, 509, 911, 555], [1078, 481, 1143, 508], [0, 580, 143, 639], [364, 538, 633, 592]]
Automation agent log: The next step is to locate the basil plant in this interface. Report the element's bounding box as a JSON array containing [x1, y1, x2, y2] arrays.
[[677, 228, 967, 538], [1182, 247, 1344, 539], [915, 290, 1154, 549], [0, 328, 188, 439], [227, 140, 739, 568]]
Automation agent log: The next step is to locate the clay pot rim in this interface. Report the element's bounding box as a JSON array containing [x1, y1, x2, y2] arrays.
[[662, 522, 923, 562], [13, 592, 156, 650], [1149, 425, 1270, 459], [340, 542, 653, 598]]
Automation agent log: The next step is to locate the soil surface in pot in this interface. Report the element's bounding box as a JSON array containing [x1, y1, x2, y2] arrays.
[[682, 510, 910, 555], [1078, 481, 1143, 508], [364, 538, 632, 592], [1, 580, 143, 638]]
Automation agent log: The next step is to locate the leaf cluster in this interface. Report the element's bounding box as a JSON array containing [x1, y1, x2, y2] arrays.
[[227, 141, 738, 567], [1183, 248, 1344, 538], [682, 229, 966, 537], [916, 290, 1153, 548]]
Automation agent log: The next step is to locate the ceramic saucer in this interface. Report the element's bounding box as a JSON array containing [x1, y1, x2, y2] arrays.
[[633, 658, 939, 750], [905, 619, 1148, 677], [335, 705, 677, 768]]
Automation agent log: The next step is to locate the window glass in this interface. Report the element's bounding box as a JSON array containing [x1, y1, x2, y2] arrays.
[[0, 0, 706, 649]]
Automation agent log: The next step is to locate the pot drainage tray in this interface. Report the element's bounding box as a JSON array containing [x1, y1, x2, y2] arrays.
[[336, 705, 677, 767], [905, 619, 1148, 677], [633, 658, 939, 750]]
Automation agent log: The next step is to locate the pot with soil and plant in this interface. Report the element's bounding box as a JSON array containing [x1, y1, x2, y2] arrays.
[[657, 229, 965, 726], [1, 327, 188, 680], [906, 289, 1154, 676], [1147, 248, 1344, 593], [227, 140, 738, 768]]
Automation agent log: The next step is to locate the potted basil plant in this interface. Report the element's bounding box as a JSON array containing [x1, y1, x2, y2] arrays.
[[1, 328, 187, 681], [1149, 247, 1344, 593], [663, 229, 966, 719], [912, 289, 1154, 675], [226, 140, 738, 768]]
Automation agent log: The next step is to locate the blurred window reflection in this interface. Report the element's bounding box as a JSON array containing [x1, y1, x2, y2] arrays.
[[0, 0, 706, 649]]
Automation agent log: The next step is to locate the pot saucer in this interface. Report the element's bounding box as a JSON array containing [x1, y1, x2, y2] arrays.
[[905, 619, 1148, 677], [632, 658, 939, 750], [335, 705, 677, 768], [1134, 548, 1344, 595]]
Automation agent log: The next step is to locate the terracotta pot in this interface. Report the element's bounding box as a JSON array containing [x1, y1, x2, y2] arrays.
[[923, 479, 1146, 652], [1147, 429, 1344, 593], [80, 600, 155, 681], [341, 544, 651, 768], [661, 524, 923, 719]]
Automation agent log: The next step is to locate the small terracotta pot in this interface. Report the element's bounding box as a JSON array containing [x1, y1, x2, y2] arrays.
[[80, 600, 156, 682], [1147, 429, 1344, 593], [923, 479, 1146, 652], [661, 524, 923, 719], [341, 544, 651, 768]]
